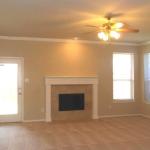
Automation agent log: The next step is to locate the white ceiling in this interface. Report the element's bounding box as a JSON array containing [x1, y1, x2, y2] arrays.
[[0, 0, 150, 43]]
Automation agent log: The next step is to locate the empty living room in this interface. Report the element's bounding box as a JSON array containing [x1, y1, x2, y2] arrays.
[[0, 0, 150, 150]]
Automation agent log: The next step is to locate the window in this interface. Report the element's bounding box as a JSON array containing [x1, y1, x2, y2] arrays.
[[113, 53, 134, 100], [144, 53, 150, 102]]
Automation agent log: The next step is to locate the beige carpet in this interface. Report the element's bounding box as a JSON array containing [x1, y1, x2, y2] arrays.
[[0, 116, 150, 150]]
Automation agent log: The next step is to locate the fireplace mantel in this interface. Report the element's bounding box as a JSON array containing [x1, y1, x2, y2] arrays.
[[45, 76, 99, 122]]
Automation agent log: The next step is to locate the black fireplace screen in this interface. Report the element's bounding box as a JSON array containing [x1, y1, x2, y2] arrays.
[[59, 93, 84, 111]]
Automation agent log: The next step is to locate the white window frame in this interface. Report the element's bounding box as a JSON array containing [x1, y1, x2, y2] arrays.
[[113, 52, 134, 102], [143, 53, 150, 104]]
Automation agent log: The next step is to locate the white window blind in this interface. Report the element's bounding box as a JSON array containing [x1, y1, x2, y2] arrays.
[[113, 53, 134, 100], [144, 53, 150, 102]]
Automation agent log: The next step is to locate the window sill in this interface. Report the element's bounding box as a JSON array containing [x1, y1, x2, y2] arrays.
[[113, 99, 135, 103]]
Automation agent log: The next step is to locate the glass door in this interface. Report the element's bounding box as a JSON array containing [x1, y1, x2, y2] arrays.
[[0, 58, 23, 122]]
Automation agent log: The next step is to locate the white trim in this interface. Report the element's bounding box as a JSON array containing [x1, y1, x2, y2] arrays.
[[22, 119, 45, 123], [22, 114, 148, 122], [142, 53, 150, 104], [99, 114, 142, 119], [45, 76, 99, 122], [0, 117, 22, 123], [0, 57, 24, 122], [0, 35, 139, 46], [21, 58, 24, 122], [113, 100, 135, 103], [141, 114, 150, 119]]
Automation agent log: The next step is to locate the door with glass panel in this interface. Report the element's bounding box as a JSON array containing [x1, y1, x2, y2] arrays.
[[0, 58, 23, 122]]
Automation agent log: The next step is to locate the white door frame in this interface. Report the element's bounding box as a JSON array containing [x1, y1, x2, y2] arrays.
[[0, 57, 24, 122]]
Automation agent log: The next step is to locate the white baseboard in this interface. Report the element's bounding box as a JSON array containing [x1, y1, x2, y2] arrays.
[[23, 114, 143, 122], [15, 114, 150, 123], [140, 114, 150, 119], [22, 119, 45, 123], [2, 114, 150, 123], [99, 114, 142, 119]]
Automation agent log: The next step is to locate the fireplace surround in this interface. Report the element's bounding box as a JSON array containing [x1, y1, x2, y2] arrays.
[[45, 77, 99, 122]]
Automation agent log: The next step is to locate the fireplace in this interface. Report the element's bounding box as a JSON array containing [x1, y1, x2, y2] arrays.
[[45, 77, 98, 122], [59, 93, 84, 111]]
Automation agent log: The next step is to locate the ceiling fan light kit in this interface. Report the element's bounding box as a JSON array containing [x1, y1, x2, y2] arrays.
[[113, 22, 124, 28], [87, 13, 139, 41], [98, 32, 108, 41], [98, 31, 121, 41]]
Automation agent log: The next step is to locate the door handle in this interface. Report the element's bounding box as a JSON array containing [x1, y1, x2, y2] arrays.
[[18, 88, 22, 95]]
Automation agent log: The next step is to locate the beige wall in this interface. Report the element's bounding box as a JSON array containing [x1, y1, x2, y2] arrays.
[[139, 44, 150, 116], [0, 39, 140, 120]]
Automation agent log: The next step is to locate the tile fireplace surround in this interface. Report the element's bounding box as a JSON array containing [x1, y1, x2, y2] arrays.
[[45, 77, 99, 122]]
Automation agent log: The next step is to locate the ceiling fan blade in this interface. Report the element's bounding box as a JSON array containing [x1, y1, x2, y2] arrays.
[[105, 12, 124, 20], [81, 30, 98, 35], [85, 25, 99, 28], [116, 28, 139, 33]]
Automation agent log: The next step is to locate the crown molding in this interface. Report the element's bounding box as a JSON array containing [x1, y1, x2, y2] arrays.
[[0, 35, 140, 46]]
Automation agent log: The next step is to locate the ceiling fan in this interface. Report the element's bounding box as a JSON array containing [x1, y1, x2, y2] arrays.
[[86, 13, 139, 41]]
